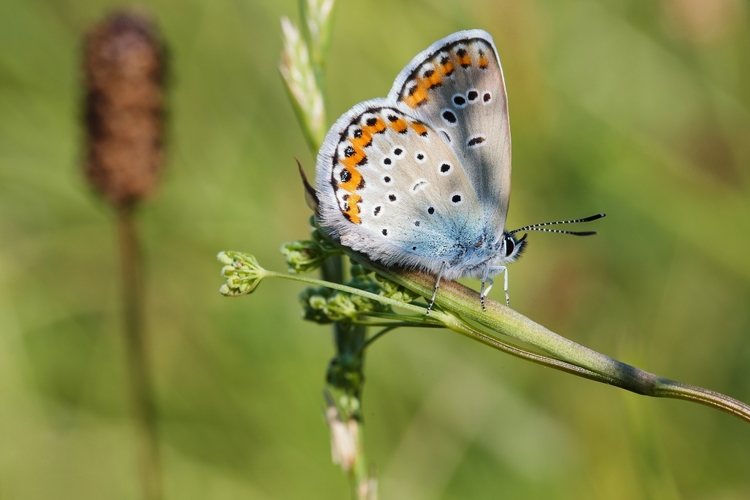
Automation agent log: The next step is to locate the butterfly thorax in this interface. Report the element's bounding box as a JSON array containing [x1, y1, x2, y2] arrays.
[[434, 227, 526, 281]]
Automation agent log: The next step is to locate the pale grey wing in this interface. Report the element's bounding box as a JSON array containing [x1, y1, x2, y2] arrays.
[[388, 29, 511, 236], [315, 101, 482, 275]]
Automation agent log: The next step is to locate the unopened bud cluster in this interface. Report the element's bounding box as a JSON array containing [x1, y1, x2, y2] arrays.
[[280, 228, 340, 274], [299, 263, 418, 323], [217, 251, 267, 296]]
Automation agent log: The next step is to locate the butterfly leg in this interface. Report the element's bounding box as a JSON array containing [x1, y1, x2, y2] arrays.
[[479, 277, 494, 312], [480, 265, 497, 312], [426, 262, 448, 316], [503, 266, 510, 307], [482, 266, 510, 308]]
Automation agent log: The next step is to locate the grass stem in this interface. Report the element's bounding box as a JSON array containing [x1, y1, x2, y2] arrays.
[[118, 206, 163, 500]]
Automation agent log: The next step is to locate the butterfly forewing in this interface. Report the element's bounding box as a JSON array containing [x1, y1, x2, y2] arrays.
[[389, 30, 511, 235]]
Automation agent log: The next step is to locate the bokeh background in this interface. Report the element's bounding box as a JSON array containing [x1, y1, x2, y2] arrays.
[[2, 0, 750, 498]]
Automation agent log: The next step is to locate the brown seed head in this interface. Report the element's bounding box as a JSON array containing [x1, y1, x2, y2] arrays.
[[83, 12, 166, 208]]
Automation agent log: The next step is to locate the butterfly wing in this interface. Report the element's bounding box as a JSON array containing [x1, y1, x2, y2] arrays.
[[388, 29, 511, 235], [315, 100, 487, 276]]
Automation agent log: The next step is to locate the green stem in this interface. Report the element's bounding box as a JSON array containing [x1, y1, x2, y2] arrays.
[[118, 206, 163, 500], [348, 256, 750, 424], [318, 237, 371, 499], [265, 270, 429, 315]]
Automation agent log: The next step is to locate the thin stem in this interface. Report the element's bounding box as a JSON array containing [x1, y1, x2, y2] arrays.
[[265, 270, 429, 315], [118, 206, 163, 500], [654, 380, 750, 422], [362, 311, 443, 326], [362, 326, 399, 350], [352, 321, 441, 329], [435, 313, 750, 422]]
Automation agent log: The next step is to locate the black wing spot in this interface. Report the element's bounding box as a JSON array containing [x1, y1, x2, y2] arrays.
[[451, 194, 462, 203], [467, 136, 486, 147], [414, 220, 421, 227], [453, 95, 466, 106], [366, 117, 378, 126], [384, 157, 392, 166], [382, 228, 388, 236], [440, 163, 451, 173], [442, 110, 457, 124], [440, 130, 451, 142], [340, 169, 351, 182], [388, 115, 399, 122], [388, 194, 397, 202], [412, 246, 417, 251], [383, 176, 391, 183], [353, 129, 362, 138], [344, 146, 355, 157], [416, 152, 425, 161], [467, 90, 479, 101], [483, 92, 492, 103], [394, 148, 403, 156], [374, 206, 381, 216], [427, 206, 435, 215], [412, 181, 427, 191]]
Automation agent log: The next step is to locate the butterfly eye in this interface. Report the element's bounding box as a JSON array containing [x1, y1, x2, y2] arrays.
[[504, 235, 515, 257]]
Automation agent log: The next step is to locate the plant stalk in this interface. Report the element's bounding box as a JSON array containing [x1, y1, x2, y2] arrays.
[[368, 262, 750, 423], [118, 206, 163, 500]]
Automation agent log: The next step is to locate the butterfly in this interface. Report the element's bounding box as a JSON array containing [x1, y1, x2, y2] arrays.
[[313, 29, 603, 311]]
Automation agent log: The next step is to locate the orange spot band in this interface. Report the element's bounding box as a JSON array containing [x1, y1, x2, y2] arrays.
[[389, 118, 408, 133], [403, 82, 428, 108], [343, 193, 361, 224], [457, 53, 472, 67], [440, 60, 454, 76], [341, 147, 366, 170], [423, 66, 442, 88], [410, 121, 427, 136], [337, 166, 362, 192]]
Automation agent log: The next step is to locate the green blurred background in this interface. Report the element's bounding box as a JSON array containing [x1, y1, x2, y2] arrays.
[[1, 0, 750, 498]]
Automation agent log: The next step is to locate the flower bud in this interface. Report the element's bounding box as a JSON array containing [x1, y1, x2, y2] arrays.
[[281, 239, 339, 274], [217, 251, 267, 296]]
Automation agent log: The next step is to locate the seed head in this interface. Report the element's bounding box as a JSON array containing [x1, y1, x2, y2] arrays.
[[83, 12, 167, 207]]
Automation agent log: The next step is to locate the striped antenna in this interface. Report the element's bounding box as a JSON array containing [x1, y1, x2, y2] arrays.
[[509, 213, 605, 236]]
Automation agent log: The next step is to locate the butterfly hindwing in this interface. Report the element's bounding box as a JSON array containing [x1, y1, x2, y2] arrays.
[[316, 100, 486, 272]]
